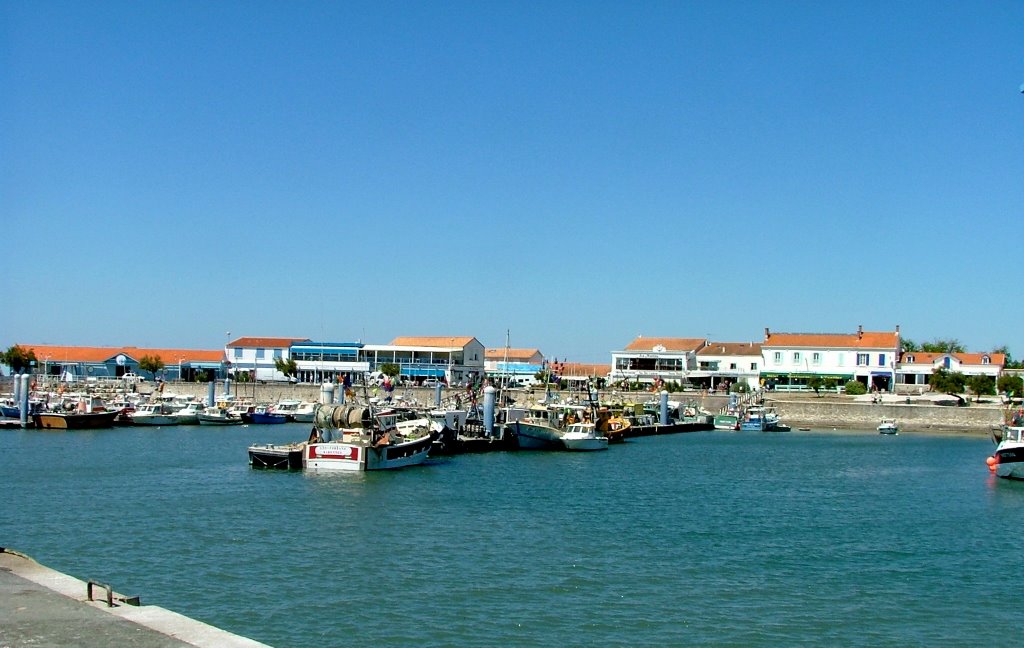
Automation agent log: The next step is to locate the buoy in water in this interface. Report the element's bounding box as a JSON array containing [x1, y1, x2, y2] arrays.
[[987, 455, 997, 471]]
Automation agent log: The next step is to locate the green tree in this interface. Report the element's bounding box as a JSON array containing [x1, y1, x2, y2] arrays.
[[807, 375, 823, 395], [965, 374, 995, 401], [379, 363, 400, 378], [993, 345, 1022, 369], [997, 374, 1023, 398], [138, 354, 165, 381], [1, 345, 37, 373], [921, 339, 965, 353], [274, 356, 298, 380], [929, 368, 966, 394], [901, 339, 920, 352]]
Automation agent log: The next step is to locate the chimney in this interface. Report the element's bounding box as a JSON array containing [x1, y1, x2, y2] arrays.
[[857, 325, 863, 339], [764, 327, 770, 341]]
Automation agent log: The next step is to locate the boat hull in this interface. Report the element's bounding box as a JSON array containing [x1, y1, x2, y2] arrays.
[[562, 436, 608, 451], [32, 410, 119, 430], [249, 444, 305, 470], [994, 444, 1024, 479], [197, 414, 244, 425], [303, 434, 432, 471], [249, 412, 288, 425], [713, 415, 739, 431], [129, 415, 180, 426], [513, 421, 564, 450]]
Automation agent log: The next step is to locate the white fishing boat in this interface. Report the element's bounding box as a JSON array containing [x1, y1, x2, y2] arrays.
[[560, 422, 608, 451], [127, 402, 180, 426], [174, 401, 205, 425], [301, 404, 433, 471], [197, 405, 245, 425], [511, 404, 565, 450], [877, 418, 899, 435], [989, 416, 1024, 480]]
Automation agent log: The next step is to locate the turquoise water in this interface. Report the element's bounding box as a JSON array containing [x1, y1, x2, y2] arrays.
[[3, 424, 1023, 646]]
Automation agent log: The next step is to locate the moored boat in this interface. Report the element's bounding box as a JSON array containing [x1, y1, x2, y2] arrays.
[[561, 422, 608, 451], [877, 418, 899, 435], [990, 425, 1024, 480], [713, 413, 740, 431], [127, 402, 180, 426], [33, 409, 119, 430], [300, 404, 433, 471], [197, 406, 245, 425], [512, 405, 565, 450], [248, 406, 288, 425]]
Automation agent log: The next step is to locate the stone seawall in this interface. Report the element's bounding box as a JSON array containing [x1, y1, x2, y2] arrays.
[[764, 397, 1002, 433]]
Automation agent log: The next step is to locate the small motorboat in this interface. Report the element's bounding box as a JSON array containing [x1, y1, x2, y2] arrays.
[[989, 421, 1024, 480], [877, 418, 899, 435], [561, 423, 608, 451]]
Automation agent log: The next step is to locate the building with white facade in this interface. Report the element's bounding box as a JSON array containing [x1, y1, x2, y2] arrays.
[[694, 342, 763, 391], [610, 337, 706, 386], [484, 348, 545, 384], [227, 335, 486, 385], [760, 326, 901, 391], [896, 351, 1005, 391]]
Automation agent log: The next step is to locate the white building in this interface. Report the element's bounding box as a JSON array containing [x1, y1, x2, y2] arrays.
[[610, 337, 706, 386], [896, 351, 1005, 391], [484, 348, 545, 384], [694, 342, 762, 391], [226, 335, 486, 385], [760, 326, 901, 391]]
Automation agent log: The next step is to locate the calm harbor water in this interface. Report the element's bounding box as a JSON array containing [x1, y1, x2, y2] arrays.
[[3, 423, 1023, 646]]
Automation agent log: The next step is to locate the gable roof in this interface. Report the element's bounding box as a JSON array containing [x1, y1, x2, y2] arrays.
[[227, 337, 309, 348], [624, 337, 707, 352], [763, 330, 899, 349], [389, 336, 478, 348], [697, 342, 763, 357], [21, 344, 224, 364], [485, 348, 542, 361]]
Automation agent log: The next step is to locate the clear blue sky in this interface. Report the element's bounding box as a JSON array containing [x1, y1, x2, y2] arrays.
[[3, 1, 1023, 363]]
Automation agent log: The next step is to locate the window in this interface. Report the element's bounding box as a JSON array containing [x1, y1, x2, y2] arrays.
[[793, 352, 802, 364], [233, 348, 242, 359], [906, 354, 915, 363], [750, 362, 758, 370], [256, 348, 265, 359], [812, 352, 821, 365], [856, 353, 869, 366], [982, 355, 990, 365], [729, 363, 737, 370], [838, 353, 845, 366], [274, 349, 282, 359], [773, 352, 782, 364]]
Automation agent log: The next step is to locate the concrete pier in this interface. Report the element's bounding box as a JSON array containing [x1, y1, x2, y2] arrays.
[[0, 548, 268, 648]]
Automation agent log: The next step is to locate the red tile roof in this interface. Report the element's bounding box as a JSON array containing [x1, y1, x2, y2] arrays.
[[624, 337, 707, 352], [899, 352, 1006, 366], [21, 345, 224, 364], [697, 342, 763, 356], [556, 362, 610, 377], [485, 348, 541, 360], [763, 331, 899, 349], [389, 336, 478, 348], [227, 337, 309, 348]]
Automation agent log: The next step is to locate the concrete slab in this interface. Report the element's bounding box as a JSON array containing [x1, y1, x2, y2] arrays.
[[0, 548, 269, 648]]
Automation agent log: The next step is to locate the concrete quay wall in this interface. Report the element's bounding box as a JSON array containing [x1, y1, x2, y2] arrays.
[[764, 397, 1002, 433]]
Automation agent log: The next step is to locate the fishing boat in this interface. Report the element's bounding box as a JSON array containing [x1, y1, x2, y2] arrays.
[[877, 418, 899, 435], [740, 406, 768, 431], [988, 409, 1024, 480], [301, 403, 433, 471], [197, 405, 245, 425], [248, 405, 288, 425], [248, 442, 305, 470], [713, 413, 740, 431], [511, 404, 565, 450], [173, 401, 204, 425], [127, 402, 180, 426], [33, 409, 119, 430], [561, 422, 608, 451]]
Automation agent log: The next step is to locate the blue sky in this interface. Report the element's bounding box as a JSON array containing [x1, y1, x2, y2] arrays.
[[3, 1, 1023, 363]]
